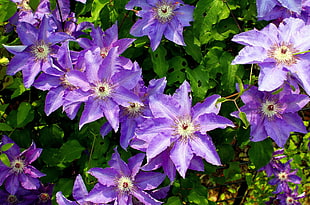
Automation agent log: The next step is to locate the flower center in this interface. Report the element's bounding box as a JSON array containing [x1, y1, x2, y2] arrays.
[[95, 82, 112, 99], [124, 103, 143, 118], [286, 196, 295, 204], [278, 172, 288, 181], [268, 43, 298, 66], [261, 100, 278, 118], [7, 195, 18, 204], [18, 0, 32, 10], [100, 48, 109, 58], [39, 193, 50, 202], [175, 117, 197, 140], [31, 42, 50, 61], [154, 2, 175, 23], [11, 159, 25, 174], [117, 176, 133, 192]]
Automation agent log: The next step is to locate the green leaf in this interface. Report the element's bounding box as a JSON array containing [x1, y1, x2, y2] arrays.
[[238, 112, 250, 129], [184, 30, 202, 63], [0, 153, 10, 167], [165, 196, 182, 205], [223, 161, 242, 181], [0, 0, 17, 22], [149, 46, 169, 78], [38, 124, 64, 148], [188, 189, 209, 205], [1, 143, 14, 152], [17, 102, 32, 126], [59, 140, 85, 163], [0, 123, 13, 131], [248, 139, 274, 169], [167, 56, 187, 86]]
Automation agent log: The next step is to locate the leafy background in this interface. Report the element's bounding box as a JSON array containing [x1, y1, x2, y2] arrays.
[[0, 0, 309, 204]]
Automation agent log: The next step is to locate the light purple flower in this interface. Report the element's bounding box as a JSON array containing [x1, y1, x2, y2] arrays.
[[64, 47, 142, 131], [259, 149, 287, 177], [269, 160, 302, 194], [256, 0, 302, 21], [231, 17, 310, 95], [33, 41, 83, 118], [56, 174, 101, 205], [125, 0, 195, 50], [86, 148, 165, 204], [4, 15, 73, 87], [134, 81, 234, 179], [101, 77, 167, 150], [0, 136, 45, 195], [231, 85, 309, 147]]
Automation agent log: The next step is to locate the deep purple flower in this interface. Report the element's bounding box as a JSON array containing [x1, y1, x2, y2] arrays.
[[24, 183, 54, 205], [0, 187, 35, 205], [125, 0, 195, 50], [101, 77, 167, 150], [134, 81, 234, 179], [259, 149, 287, 177], [86, 148, 165, 204], [4, 16, 73, 87], [231, 85, 309, 147], [56, 174, 101, 205], [256, 0, 302, 21], [231, 17, 310, 95], [0, 136, 45, 195], [64, 47, 142, 131], [269, 160, 302, 194], [277, 186, 305, 205], [33, 41, 83, 118]]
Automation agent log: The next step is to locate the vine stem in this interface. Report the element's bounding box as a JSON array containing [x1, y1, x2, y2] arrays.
[[224, 1, 242, 32]]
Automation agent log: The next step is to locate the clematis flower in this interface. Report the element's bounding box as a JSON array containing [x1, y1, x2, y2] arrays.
[[4, 15, 73, 87], [0, 187, 35, 205], [277, 186, 305, 205], [77, 23, 135, 68], [33, 41, 83, 118], [231, 17, 310, 95], [86, 148, 166, 204], [101, 77, 167, 150], [125, 0, 195, 50], [134, 81, 234, 179], [259, 149, 287, 177], [269, 160, 302, 194], [0, 135, 45, 195], [56, 174, 101, 205], [231, 85, 309, 147], [23, 183, 54, 205], [64, 47, 142, 131]]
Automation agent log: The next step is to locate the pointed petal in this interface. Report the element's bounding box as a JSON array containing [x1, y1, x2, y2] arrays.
[[86, 184, 117, 203], [170, 140, 193, 178], [112, 87, 142, 107], [164, 18, 185, 46], [148, 22, 167, 51], [19, 173, 40, 190], [172, 81, 191, 116], [88, 167, 118, 186], [190, 133, 221, 166], [79, 99, 105, 129], [147, 133, 172, 160], [127, 153, 145, 178], [193, 94, 221, 120], [56, 192, 78, 205], [149, 94, 179, 120], [132, 189, 163, 205], [135, 171, 165, 190], [72, 174, 88, 202], [198, 113, 234, 133], [44, 87, 65, 115], [101, 98, 120, 132], [120, 119, 137, 150], [258, 63, 288, 92], [108, 147, 131, 176]]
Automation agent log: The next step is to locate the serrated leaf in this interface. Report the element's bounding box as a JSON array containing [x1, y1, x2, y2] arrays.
[[17, 102, 32, 126], [0, 153, 10, 167], [1, 143, 14, 152], [248, 139, 273, 169], [59, 140, 85, 163]]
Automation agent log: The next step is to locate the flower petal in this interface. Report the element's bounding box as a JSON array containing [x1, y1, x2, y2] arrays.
[[88, 167, 118, 186], [170, 140, 193, 178]]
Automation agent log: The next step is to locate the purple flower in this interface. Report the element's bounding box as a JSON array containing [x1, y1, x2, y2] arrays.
[[86, 148, 165, 204], [64, 47, 142, 131], [231, 17, 310, 95], [0, 187, 35, 205], [134, 81, 234, 179], [256, 0, 302, 21], [125, 0, 195, 50], [101, 77, 167, 150], [0, 136, 45, 195], [259, 149, 287, 177], [24, 183, 54, 205], [4, 16, 73, 87], [77, 23, 135, 68], [56, 174, 101, 205], [277, 186, 305, 205], [33, 41, 83, 118], [269, 160, 302, 194], [231, 85, 309, 147]]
